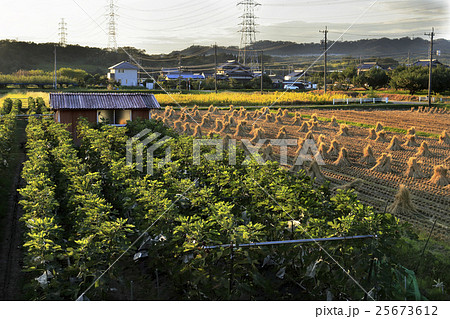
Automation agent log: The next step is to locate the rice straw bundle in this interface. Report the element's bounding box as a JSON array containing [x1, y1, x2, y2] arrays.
[[220, 121, 233, 134], [275, 115, 284, 124], [407, 127, 416, 135], [360, 145, 376, 165], [250, 127, 265, 144], [234, 122, 247, 138], [370, 153, 393, 173], [375, 122, 384, 132], [183, 123, 193, 135], [367, 128, 377, 140], [282, 109, 290, 118], [386, 136, 404, 151], [333, 147, 351, 166], [317, 142, 329, 159], [276, 127, 288, 139], [245, 112, 253, 120], [214, 119, 223, 132], [327, 139, 340, 156], [311, 113, 318, 122], [337, 124, 350, 137], [375, 130, 388, 142], [192, 109, 201, 120], [298, 122, 309, 133], [307, 160, 325, 182], [387, 185, 417, 215], [402, 134, 420, 147], [404, 157, 426, 179], [229, 105, 234, 111], [304, 130, 314, 141], [249, 123, 259, 135], [179, 112, 187, 121], [292, 113, 302, 125], [317, 134, 327, 145], [332, 179, 363, 192], [265, 114, 274, 123], [439, 131, 450, 145], [229, 116, 237, 128], [330, 116, 339, 127], [173, 121, 183, 131], [193, 125, 203, 138], [276, 108, 283, 117], [429, 165, 449, 186], [262, 144, 275, 162], [308, 120, 319, 131], [201, 116, 210, 127]]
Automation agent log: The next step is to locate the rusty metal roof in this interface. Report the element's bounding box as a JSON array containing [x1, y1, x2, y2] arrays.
[[50, 93, 161, 110]]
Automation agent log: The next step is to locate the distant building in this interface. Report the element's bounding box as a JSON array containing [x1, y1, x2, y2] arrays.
[[107, 61, 139, 86], [357, 62, 382, 75], [217, 60, 254, 81], [50, 92, 160, 138], [412, 59, 445, 68], [284, 70, 308, 82]]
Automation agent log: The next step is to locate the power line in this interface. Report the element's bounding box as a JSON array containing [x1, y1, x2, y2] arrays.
[[58, 18, 68, 47]]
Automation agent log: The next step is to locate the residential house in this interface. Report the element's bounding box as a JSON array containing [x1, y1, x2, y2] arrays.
[[217, 60, 254, 81], [357, 62, 382, 75], [413, 59, 445, 68], [107, 61, 139, 86]]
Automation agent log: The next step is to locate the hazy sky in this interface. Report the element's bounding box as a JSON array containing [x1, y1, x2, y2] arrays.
[[1, 0, 449, 54]]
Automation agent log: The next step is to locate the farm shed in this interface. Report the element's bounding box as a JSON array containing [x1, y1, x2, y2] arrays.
[[50, 92, 161, 138]]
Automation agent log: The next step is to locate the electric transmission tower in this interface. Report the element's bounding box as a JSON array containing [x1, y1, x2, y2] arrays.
[[108, 0, 118, 51], [237, 0, 260, 70], [58, 18, 68, 47]]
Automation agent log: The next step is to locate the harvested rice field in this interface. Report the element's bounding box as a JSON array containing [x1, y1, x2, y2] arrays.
[[153, 106, 450, 240]]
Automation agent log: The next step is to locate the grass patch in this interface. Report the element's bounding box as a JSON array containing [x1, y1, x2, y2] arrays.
[[394, 228, 450, 300]]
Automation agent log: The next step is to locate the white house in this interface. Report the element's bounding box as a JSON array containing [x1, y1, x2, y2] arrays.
[[107, 61, 139, 87]]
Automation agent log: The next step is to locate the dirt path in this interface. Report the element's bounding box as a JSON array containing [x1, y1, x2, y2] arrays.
[[0, 119, 27, 300]]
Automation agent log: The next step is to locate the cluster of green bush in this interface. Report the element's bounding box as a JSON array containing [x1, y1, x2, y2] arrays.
[[323, 65, 450, 94]]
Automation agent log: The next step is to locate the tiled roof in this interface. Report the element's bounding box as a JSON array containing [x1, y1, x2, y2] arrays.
[[50, 93, 161, 110], [109, 61, 139, 70]]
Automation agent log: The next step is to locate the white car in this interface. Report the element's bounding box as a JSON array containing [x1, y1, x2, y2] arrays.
[[284, 85, 299, 90]]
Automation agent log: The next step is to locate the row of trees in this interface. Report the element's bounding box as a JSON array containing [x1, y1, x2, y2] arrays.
[[323, 65, 450, 94], [1, 97, 48, 115], [0, 68, 109, 88], [155, 75, 274, 91], [0, 106, 17, 167]]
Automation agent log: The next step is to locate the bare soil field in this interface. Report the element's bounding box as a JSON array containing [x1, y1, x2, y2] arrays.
[[153, 106, 450, 239]]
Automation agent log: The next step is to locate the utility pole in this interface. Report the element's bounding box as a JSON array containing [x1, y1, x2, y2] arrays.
[[53, 46, 57, 90], [320, 26, 328, 94], [214, 43, 218, 94], [178, 54, 182, 90], [260, 50, 264, 94], [425, 27, 435, 107]]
